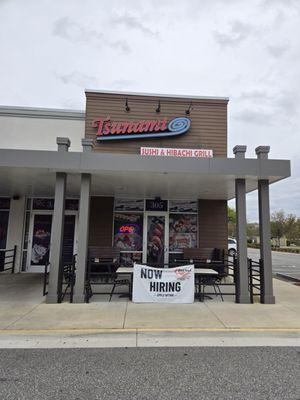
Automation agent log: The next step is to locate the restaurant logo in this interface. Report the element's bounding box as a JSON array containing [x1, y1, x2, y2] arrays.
[[92, 116, 190, 141]]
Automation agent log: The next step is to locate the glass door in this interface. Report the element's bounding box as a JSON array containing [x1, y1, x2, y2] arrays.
[[143, 212, 169, 267], [27, 213, 52, 272], [27, 213, 78, 272]]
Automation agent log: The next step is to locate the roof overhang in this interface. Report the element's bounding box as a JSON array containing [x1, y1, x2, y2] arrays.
[[0, 149, 291, 200]]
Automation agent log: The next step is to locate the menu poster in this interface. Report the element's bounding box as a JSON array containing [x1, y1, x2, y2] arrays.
[[169, 214, 197, 251], [169, 200, 198, 213], [115, 199, 144, 212]]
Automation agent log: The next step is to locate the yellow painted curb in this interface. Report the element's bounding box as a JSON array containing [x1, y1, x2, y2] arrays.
[[0, 327, 300, 335]]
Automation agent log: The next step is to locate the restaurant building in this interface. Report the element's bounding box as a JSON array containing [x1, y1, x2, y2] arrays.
[[0, 90, 291, 304]]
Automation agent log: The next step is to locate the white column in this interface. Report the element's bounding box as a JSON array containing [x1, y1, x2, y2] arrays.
[[6, 196, 26, 272], [46, 137, 70, 304]]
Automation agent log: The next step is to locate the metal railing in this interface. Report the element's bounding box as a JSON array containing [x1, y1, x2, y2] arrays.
[[0, 246, 17, 273], [43, 255, 77, 303], [248, 258, 263, 303]]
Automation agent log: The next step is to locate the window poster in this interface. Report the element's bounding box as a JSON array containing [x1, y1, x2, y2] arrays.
[[114, 213, 143, 251], [32, 198, 54, 210], [31, 214, 52, 265], [169, 200, 198, 213], [114, 199, 144, 212], [169, 214, 197, 251]]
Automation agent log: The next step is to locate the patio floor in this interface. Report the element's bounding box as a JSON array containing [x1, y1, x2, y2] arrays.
[[0, 272, 299, 331]]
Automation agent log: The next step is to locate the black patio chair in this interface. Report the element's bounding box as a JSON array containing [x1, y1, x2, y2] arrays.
[[109, 269, 131, 302], [201, 275, 224, 301]]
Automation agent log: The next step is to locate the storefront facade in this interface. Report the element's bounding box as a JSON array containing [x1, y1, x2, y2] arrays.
[[0, 90, 291, 304]]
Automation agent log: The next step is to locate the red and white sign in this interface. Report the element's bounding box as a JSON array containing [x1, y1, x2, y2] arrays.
[[140, 147, 213, 158]]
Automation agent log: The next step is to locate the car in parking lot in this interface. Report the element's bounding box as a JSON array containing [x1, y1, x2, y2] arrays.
[[228, 238, 237, 256]]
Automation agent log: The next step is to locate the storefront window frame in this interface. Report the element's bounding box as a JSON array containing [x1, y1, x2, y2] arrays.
[[113, 198, 199, 263], [21, 197, 79, 272]]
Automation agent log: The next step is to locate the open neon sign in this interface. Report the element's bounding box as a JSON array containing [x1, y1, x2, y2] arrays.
[[119, 224, 138, 234], [92, 117, 190, 141]]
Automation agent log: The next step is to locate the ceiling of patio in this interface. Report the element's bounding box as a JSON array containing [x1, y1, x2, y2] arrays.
[[0, 167, 281, 200]]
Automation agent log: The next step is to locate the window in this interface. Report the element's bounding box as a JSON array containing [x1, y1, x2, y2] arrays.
[[169, 214, 198, 251], [113, 213, 143, 251], [169, 200, 198, 253]]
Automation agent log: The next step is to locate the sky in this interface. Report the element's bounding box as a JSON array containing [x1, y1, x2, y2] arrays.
[[0, 0, 299, 221]]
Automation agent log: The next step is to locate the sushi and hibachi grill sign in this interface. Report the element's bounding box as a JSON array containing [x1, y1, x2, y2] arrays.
[[91, 115, 213, 158]]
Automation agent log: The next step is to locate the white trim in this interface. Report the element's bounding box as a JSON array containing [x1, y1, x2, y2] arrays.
[[0, 106, 85, 120], [85, 89, 229, 101]]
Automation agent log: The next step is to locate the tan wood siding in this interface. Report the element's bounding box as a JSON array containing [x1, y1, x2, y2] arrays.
[[88, 196, 114, 247], [85, 92, 228, 157], [198, 200, 228, 250]]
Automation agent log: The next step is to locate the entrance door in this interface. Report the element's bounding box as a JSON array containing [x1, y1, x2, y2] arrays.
[[27, 213, 52, 272], [143, 213, 169, 267], [27, 213, 78, 272]]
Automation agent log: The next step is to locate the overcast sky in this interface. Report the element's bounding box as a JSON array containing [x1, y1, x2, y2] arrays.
[[0, 0, 299, 221]]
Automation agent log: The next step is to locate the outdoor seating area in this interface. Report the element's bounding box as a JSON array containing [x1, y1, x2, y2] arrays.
[[77, 246, 235, 303]]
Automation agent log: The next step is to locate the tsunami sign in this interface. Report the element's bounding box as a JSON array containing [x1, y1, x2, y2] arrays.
[[92, 116, 191, 141]]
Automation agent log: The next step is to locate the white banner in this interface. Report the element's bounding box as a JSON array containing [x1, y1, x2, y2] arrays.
[[140, 147, 213, 158], [132, 264, 194, 303]]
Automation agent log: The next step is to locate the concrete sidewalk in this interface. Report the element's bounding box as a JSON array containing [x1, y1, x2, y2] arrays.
[[0, 274, 299, 347]]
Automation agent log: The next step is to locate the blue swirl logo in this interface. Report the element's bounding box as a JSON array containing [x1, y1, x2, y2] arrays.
[[168, 117, 191, 135]]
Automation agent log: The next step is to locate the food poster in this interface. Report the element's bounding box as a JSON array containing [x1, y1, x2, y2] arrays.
[[169, 200, 198, 213], [147, 216, 165, 265], [169, 214, 197, 251], [31, 214, 52, 265], [114, 213, 143, 251], [114, 199, 144, 212]]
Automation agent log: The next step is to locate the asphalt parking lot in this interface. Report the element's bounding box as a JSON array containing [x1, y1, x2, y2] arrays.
[[248, 248, 300, 281], [0, 347, 299, 400]]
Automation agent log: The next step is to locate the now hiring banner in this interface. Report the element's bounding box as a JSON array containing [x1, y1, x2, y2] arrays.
[[132, 264, 195, 303]]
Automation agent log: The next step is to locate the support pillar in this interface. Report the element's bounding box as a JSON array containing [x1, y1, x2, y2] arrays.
[[46, 139, 70, 303], [256, 146, 275, 304], [233, 145, 250, 303], [73, 139, 93, 303]]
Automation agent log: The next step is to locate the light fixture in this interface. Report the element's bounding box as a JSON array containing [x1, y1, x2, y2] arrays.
[[156, 100, 161, 113], [125, 98, 130, 112], [185, 102, 193, 115]]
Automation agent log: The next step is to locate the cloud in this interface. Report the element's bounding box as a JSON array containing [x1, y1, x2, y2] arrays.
[[109, 40, 131, 53], [234, 109, 274, 126], [53, 17, 103, 43], [110, 79, 135, 90], [53, 17, 131, 52], [238, 90, 271, 101], [267, 44, 289, 58], [57, 72, 98, 88], [213, 20, 252, 47], [261, 0, 300, 11], [111, 13, 159, 38], [275, 91, 300, 116]]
